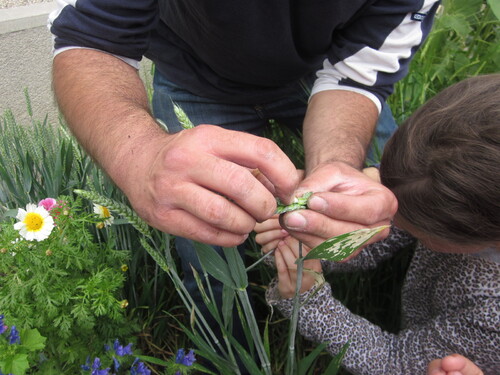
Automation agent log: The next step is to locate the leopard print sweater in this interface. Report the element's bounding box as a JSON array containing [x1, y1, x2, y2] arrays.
[[266, 226, 500, 375]]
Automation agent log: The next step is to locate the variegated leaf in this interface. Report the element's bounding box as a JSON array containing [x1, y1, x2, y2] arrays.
[[303, 226, 389, 262]]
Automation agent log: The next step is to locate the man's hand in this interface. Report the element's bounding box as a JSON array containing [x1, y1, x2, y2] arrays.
[[280, 162, 397, 250], [53, 49, 299, 247], [128, 125, 300, 246]]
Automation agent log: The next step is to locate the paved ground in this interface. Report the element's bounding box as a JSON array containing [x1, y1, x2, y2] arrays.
[[0, 0, 52, 9]]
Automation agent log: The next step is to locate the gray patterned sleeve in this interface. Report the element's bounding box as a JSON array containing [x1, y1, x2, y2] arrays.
[[267, 280, 500, 375]]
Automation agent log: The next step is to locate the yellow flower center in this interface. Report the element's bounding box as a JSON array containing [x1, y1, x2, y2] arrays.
[[101, 206, 111, 218], [23, 212, 44, 231]]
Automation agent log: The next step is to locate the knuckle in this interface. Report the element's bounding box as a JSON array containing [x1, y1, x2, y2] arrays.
[[225, 165, 254, 196], [161, 145, 191, 167], [253, 137, 280, 160], [366, 205, 385, 224], [202, 196, 230, 225]]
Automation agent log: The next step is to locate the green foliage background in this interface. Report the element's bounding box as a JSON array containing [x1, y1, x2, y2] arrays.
[[0, 196, 135, 373]]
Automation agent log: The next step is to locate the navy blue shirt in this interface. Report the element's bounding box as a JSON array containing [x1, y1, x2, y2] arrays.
[[50, 0, 440, 105]]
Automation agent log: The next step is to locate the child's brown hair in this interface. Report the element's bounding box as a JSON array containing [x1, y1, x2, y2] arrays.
[[380, 74, 500, 245]]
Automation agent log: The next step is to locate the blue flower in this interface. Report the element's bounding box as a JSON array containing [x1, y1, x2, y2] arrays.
[[130, 358, 151, 375], [113, 339, 133, 356], [81, 356, 91, 371], [174, 348, 196, 374], [7, 326, 20, 344], [182, 350, 196, 366], [175, 348, 185, 364], [113, 356, 121, 371], [0, 314, 8, 335], [91, 357, 110, 375], [175, 348, 196, 367]]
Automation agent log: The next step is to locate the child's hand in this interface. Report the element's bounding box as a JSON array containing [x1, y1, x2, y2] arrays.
[[254, 215, 289, 253], [275, 236, 322, 299], [427, 354, 483, 375]]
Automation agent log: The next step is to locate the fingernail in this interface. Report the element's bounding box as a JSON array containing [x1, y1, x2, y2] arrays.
[[308, 196, 327, 211], [284, 212, 307, 230]]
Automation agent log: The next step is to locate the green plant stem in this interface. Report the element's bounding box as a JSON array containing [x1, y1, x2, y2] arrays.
[[144, 237, 229, 358], [237, 289, 272, 375], [246, 249, 275, 272], [202, 269, 241, 374]]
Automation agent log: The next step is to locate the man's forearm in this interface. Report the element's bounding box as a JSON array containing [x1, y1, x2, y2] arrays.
[[52, 49, 165, 189], [302, 90, 379, 172]]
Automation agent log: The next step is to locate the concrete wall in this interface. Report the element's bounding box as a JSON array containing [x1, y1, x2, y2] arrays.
[[0, 2, 57, 124], [0, 2, 152, 126]]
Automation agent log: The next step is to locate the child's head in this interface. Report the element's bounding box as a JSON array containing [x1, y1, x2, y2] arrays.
[[380, 74, 500, 252]]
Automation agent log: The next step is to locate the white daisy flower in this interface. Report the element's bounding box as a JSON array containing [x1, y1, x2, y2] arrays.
[[14, 203, 54, 241], [93, 204, 114, 227]]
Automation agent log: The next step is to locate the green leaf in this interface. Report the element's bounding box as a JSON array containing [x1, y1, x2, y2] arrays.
[[2, 208, 18, 218], [222, 284, 236, 329], [228, 335, 264, 375], [190, 362, 219, 375], [323, 342, 350, 375], [190, 264, 225, 326], [1, 353, 30, 375], [439, 14, 472, 38], [22, 153, 33, 195], [20, 328, 46, 351], [176, 320, 236, 373], [297, 342, 328, 375], [263, 318, 271, 363], [194, 242, 236, 288], [190, 265, 212, 306], [223, 247, 248, 289], [134, 354, 170, 366], [303, 226, 389, 262], [487, 0, 500, 21]]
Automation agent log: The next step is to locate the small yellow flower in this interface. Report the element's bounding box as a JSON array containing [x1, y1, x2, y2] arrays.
[[14, 203, 54, 241], [121, 264, 128, 272], [45, 249, 53, 256], [120, 299, 129, 309], [93, 204, 114, 227], [96, 222, 105, 230]]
